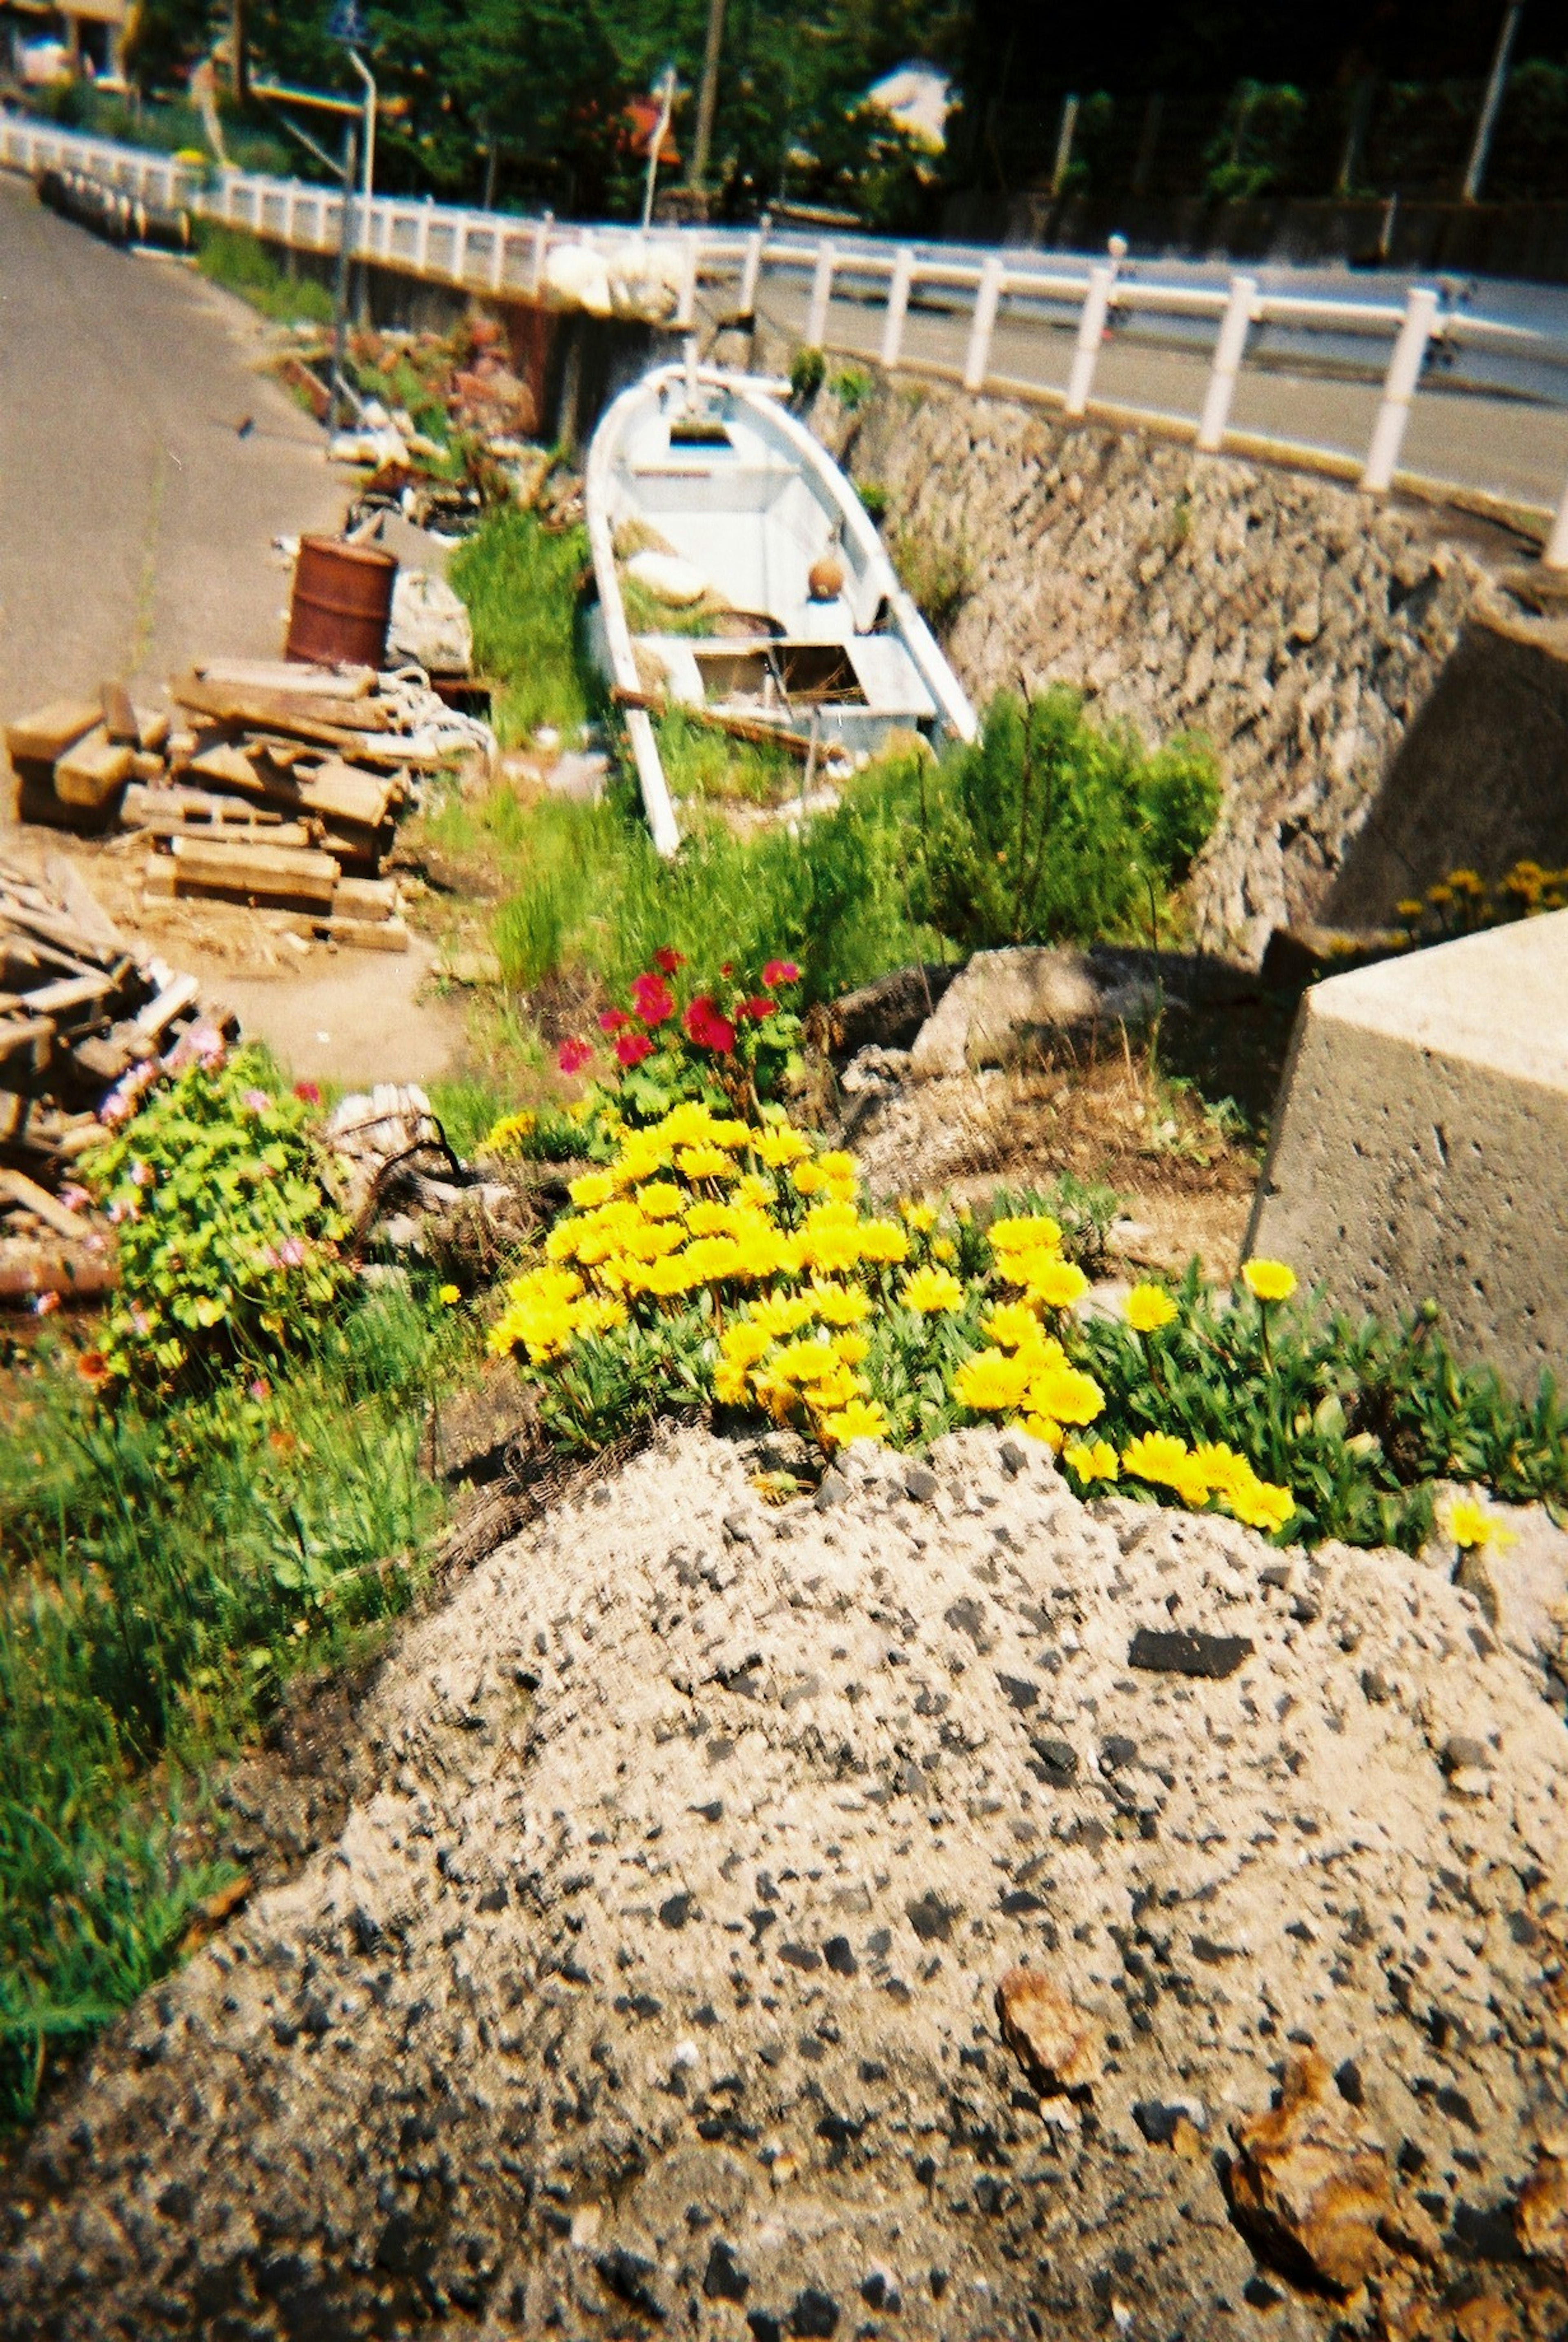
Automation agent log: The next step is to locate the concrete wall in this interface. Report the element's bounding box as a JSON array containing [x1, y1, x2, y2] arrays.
[[1247, 908, 1568, 1395], [811, 373, 1500, 963]]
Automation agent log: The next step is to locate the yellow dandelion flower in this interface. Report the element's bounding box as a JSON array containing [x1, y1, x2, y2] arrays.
[[982, 1300, 1045, 1350], [1026, 1362, 1104, 1427], [829, 1329, 870, 1366], [1021, 1412, 1064, 1450], [1224, 1476, 1296, 1536], [637, 1180, 686, 1220], [953, 1348, 1034, 1412], [735, 1173, 775, 1208], [568, 1170, 617, 1209], [772, 1339, 841, 1384], [721, 1321, 773, 1367], [988, 1214, 1063, 1256], [1125, 1283, 1178, 1333], [438, 1283, 461, 1306], [1172, 1463, 1215, 1510], [1241, 1258, 1297, 1304], [746, 1292, 817, 1341], [899, 1265, 965, 1313], [856, 1218, 910, 1264], [819, 1397, 889, 1447], [684, 1199, 736, 1236], [706, 1119, 753, 1150], [932, 1237, 957, 1262], [545, 1221, 583, 1262], [678, 1144, 735, 1181], [1064, 1437, 1119, 1484], [1023, 1257, 1090, 1310], [791, 1159, 828, 1195], [1189, 1443, 1252, 1500], [809, 1364, 866, 1411], [569, 1295, 628, 1338], [756, 1126, 811, 1167], [808, 1281, 871, 1325], [714, 1360, 752, 1406], [1443, 1494, 1517, 1552], [900, 1199, 937, 1230], [1121, 1430, 1193, 1489], [479, 1108, 536, 1157]]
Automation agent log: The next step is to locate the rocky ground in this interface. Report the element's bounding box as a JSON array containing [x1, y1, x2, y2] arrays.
[[4, 1425, 1566, 2341]]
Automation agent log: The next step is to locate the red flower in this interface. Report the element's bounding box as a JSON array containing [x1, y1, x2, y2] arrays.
[[740, 996, 777, 1021], [684, 995, 736, 1055], [720, 961, 734, 978], [630, 972, 676, 1025], [653, 947, 686, 976], [557, 1038, 592, 1074], [762, 958, 800, 987], [616, 1032, 655, 1068], [293, 1079, 322, 1105], [599, 1007, 632, 1033]]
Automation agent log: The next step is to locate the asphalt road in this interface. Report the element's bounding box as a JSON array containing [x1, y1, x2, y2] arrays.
[[758, 278, 1568, 519], [0, 169, 343, 732]]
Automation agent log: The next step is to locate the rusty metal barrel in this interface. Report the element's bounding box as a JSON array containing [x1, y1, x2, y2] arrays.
[[285, 536, 398, 669]]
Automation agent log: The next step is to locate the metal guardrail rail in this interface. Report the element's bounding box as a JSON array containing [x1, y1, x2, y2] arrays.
[[7, 106, 1568, 558]]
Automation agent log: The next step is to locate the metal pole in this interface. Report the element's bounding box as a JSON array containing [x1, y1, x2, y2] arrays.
[[1463, 2, 1523, 203], [1197, 273, 1255, 451], [1063, 262, 1112, 415], [1361, 285, 1439, 491], [881, 244, 913, 368], [1051, 94, 1080, 198], [325, 120, 358, 441], [642, 67, 676, 231], [964, 254, 1004, 392]]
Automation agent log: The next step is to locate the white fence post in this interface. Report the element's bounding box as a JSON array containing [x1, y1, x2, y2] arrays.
[[1196, 272, 1256, 452], [416, 205, 431, 276], [881, 244, 914, 369], [454, 216, 469, 284], [676, 230, 699, 328], [1361, 285, 1439, 492], [532, 212, 552, 298], [739, 223, 766, 314], [964, 253, 1004, 392], [1063, 263, 1114, 416], [806, 238, 836, 346]]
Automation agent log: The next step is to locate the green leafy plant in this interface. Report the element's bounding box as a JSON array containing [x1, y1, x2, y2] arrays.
[[85, 1041, 351, 1389], [448, 506, 595, 745], [906, 686, 1220, 951], [856, 478, 890, 525], [891, 521, 973, 638], [831, 364, 875, 412], [790, 345, 827, 402], [555, 947, 806, 1126]]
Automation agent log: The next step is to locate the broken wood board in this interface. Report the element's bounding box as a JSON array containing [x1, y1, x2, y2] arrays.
[[197, 659, 375, 699], [0, 1166, 87, 1243], [332, 875, 399, 920], [168, 835, 340, 907], [54, 727, 137, 810], [312, 914, 410, 952], [172, 675, 400, 738]]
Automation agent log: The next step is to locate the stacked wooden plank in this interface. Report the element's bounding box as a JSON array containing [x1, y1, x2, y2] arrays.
[[0, 857, 227, 1296], [4, 664, 440, 952]]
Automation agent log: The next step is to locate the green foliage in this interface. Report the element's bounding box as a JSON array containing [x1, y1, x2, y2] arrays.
[[790, 345, 828, 402], [831, 364, 875, 412], [448, 508, 595, 744], [195, 225, 334, 325], [905, 688, 1220, 952], [856, 478, 890, 525], [655, 707, 799, 807], [1205, 80, 1307, 201], [576, 951, 806, 1126], [890, 521, 972, 638], [1072, 1272, 1568, 1553], [85, 1045, 352, 1389], [0, 1286, 452, 2129]]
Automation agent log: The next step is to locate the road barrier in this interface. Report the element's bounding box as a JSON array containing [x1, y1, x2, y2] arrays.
[[7, 106, 1568, 556]]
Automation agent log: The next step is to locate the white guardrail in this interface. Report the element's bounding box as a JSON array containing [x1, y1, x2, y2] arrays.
[[7, 107, 1568, 557]]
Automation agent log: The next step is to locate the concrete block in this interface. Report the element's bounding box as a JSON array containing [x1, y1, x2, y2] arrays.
[[1247, 909, 1568, 1396]]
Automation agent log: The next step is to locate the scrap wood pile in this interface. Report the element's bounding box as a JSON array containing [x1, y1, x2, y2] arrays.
[[5, 663, 490, 952], [0, 856, 226, 1307]]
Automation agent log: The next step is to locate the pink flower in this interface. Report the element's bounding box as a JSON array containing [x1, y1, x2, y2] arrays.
[[630, 973, 675, 1026], [557, 1038, 592, 1075], [277, 1236, 305, 1268], [653, 947, 686, 975], [59, 1183, 90, 1211], [740, 996, 776, 1022], [599, 1007, 633, 1033], [130, 1161, 153, 1188], [684, 996, 736, 1055], [762, 958, 800, 987], [242, 1088, 270, 1113], [99, 1092, 132, 1128], [615, 1032, 655, 1068], [720, 961, 734, 978], [249, 1377, 272, 1402], [130, 1306, 151, 1336], [32, 1291, 59, 1316], [293, 1080, 321, 1105]]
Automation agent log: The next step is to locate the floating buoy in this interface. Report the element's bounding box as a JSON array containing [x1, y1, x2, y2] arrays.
[[807, 550, 845, 601]]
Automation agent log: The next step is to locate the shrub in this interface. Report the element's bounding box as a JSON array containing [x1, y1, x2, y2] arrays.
[[554, 949, 806, 1125], [790, 345, 827, 401], [857, 478, 890, 524], [891, 521, 972, 638], [448, 508, 594, 744], [831, 364, 875, 412], [905, 687, 1219, 951], [84, 1036, 351, 1390]]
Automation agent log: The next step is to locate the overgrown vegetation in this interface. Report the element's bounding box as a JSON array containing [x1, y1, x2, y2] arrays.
[[1395, 859, 1568, 948], [195, 224, 334, 327], [449, 508, 593, 743]]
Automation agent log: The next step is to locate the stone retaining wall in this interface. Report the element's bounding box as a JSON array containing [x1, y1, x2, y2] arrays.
[[808, 377, 1499, 965]]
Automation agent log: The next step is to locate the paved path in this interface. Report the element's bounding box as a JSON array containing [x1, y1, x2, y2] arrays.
[[758, 280, 1568, 519], [0, 169, 343, 727]]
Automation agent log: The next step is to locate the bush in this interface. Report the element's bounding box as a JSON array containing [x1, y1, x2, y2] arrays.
[[857, 478, 890, 524], [906, 687, 1219, 951], [891, 521, 972, 638], [448, 508, 595, 744], [790, 345, 827, 402], [831, 364, 874, 412]]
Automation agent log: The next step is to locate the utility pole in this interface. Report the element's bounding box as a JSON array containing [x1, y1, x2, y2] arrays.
[[327, 120, 359, 439], [687, 0, 726, 197], [230, 0, 248, 104], [1463, 2, 1523, 203]]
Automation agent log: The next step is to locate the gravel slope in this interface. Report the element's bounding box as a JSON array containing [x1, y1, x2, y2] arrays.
[[3, 1428, 1565, 2339]]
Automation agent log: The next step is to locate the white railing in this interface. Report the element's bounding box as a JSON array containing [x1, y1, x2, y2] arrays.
[[7, 105, 1568, 557]]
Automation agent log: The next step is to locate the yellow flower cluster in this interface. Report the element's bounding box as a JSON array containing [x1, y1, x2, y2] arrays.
[[1116, 1429, 1294, 1534], [478, 1109, 537, 1159], [954, 1284, 1107, 1449], [488, 1263, 629, 1364], [717, 1284, 887, 1448]]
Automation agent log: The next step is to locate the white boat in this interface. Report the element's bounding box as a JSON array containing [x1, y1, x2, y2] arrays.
[[585, 361, 978, 856]]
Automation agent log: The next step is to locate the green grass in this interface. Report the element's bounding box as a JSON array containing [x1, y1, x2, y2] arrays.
[[655, 707, 800, 807], [448, 509, 595, 744], [0, 1287, 459, 2130], [195, 224, 334, 327]]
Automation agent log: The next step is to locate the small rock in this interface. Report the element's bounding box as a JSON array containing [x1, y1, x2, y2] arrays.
[[659, 1891, 694, 1930], [903, 1463, 938, 1504], [1227, 2050, 1394, 2296], [996, 1966, 1102, 2095], [703, 2239, 750, 2302], [906, 1892, 956, 1944], [787, 2286, 840, 2337], [1453, 2299, 1519, 2342], [1129, 1626, 1254, 1679], [1441, 1734, 1493, 1775], [1028, 1735, 1079, 1786], [1377, 2194, 1446, 2267], [814, 1472, 850, 1511], [595, 2246, 666, 2320], [1514, 2144, 1568, 2272], [1134, 2098, 1207, 2145], [860, 2268, 901, 2311], [822, 1936, 858, 1977]]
